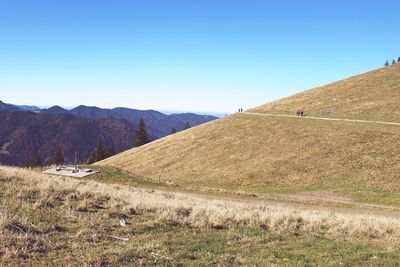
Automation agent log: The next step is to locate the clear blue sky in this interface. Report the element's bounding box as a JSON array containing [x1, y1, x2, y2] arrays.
[[0, 0, 399, 113]]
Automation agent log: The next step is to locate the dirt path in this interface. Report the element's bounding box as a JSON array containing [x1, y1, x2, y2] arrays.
[[242, 112, 400, 126], [179, 188, 400, 219]]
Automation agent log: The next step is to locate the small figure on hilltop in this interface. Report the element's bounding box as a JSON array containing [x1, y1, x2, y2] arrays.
[[392, 59, 396, 65], [385, 60, 389, 67], [398, 57, 400, 63], [296, 109, 304, 117]]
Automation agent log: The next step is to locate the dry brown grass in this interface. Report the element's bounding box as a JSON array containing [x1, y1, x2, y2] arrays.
[[249, 64, 400, 122], [97, 65, 400, 205], [1, 166, 400, 253], [98, 113, 400, 195]]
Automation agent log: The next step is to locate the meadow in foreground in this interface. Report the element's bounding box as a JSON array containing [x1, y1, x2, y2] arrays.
[[1, 166, 400, 266]]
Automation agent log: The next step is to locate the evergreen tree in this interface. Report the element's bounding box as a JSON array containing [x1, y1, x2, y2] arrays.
[[170, 127, 177, 134], [28, 153, 42, 168], [105, 144, 116, 158], [52, 147, 64, 165], [135, 118, 148, 147], [385, 60, 389, 67], [87, 142, 108, 163], [184, 121, 191, 130], [95, 142, 105, 162], [87, 149, 97, 164], [392, 59, 396, 65]]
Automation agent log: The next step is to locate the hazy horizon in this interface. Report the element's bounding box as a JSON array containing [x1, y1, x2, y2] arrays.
[[1, 100, 226, 117]]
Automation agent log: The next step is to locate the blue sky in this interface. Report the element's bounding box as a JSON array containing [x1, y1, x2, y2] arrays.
[[0, 0, 399, 113]]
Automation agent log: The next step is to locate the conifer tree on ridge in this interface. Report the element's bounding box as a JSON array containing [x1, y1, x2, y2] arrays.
[[135, 118, 149, 147]]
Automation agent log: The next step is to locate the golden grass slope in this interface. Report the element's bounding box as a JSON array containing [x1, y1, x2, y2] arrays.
[[98, 113, 400, 192], [98, 65, 400, 196], [1, 166, 400, 261], [249, 63, 400, 122]]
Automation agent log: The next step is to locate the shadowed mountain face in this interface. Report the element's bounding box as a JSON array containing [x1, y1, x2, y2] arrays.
[[0, 110, 136, 166], [0, 102, 218, 166], [6, 103, 218, 138], [66, 105, 217, 138]]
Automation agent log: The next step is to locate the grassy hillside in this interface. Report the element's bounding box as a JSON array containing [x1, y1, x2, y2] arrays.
[[98, 114, 400, 196], [1, 167, 400, 265], [249, 63, 400, 121], [98, 65, 400, 205]]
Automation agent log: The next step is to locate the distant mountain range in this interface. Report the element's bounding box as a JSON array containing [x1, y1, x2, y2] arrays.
[[0, 100, 20, 111], [0, 101, 41, 111], [0, 100, 218, 166], [41, 104, 217, 138]]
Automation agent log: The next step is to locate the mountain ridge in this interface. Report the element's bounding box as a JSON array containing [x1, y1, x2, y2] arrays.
[[0, 102, 218, 166], [55, 105, 218, 138]]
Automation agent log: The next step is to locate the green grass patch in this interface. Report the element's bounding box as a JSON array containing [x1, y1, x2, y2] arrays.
[[84, 165, 181, 192]]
